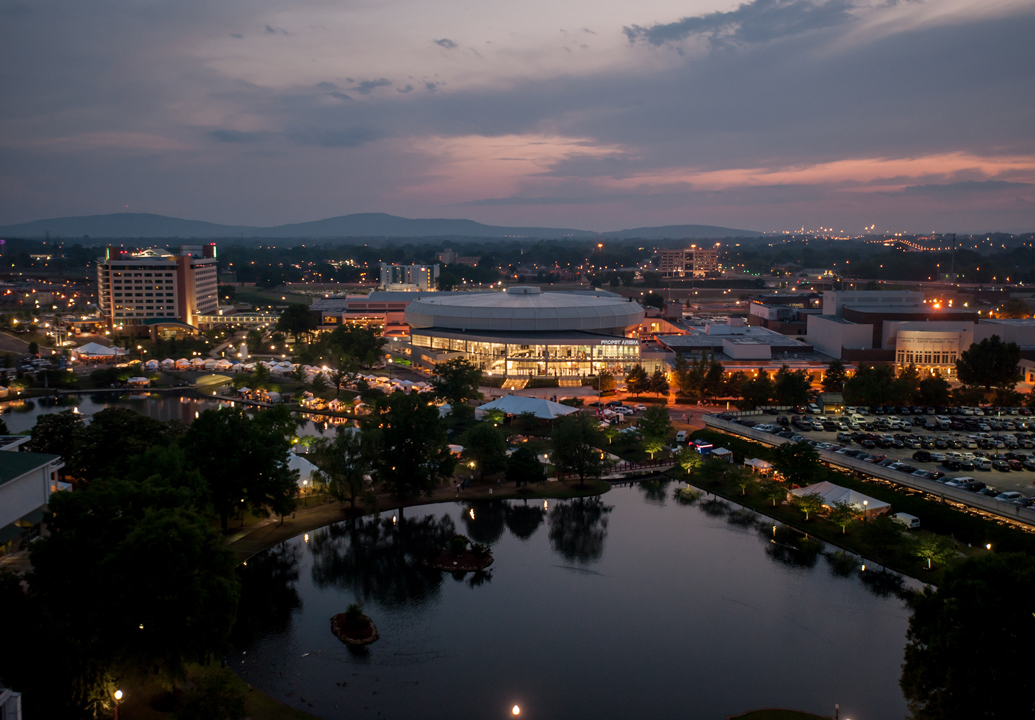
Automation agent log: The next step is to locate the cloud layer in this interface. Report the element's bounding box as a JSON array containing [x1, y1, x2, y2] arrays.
[[0, 0, 1032, 232]]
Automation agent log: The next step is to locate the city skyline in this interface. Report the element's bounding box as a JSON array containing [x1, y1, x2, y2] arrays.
[[2, 0, 1033, 233]]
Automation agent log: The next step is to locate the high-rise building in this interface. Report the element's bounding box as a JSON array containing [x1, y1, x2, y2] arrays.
[[379, 263, 440, 291], [657, 245, 721, 277], [96, 244, 219, 335]]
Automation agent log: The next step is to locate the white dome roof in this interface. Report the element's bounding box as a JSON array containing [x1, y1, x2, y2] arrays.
[[405, 288, 644, 333]]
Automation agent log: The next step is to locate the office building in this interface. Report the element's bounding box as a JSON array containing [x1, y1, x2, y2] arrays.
[[379, 263, 440, 292], [658, 246, 721, 277]]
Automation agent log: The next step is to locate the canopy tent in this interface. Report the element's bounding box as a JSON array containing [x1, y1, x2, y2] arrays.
[[790, 481, 891, 516], [73, 342, 123, 358], [288, 454, 319, 487], [475, 395, 579, 421], [711, 447, 733, 462], [143, 359, 160, 371], [744, 458, 772, 471]]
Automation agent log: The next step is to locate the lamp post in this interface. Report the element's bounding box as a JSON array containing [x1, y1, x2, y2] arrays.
[[113, 689, 124, 719], [863, 500, 868, 521]]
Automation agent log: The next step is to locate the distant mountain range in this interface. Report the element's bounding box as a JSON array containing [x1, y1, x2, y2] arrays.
[[0, 212, 759, 241]]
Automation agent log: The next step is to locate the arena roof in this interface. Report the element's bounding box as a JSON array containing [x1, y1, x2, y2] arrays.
[[404, 286, 644, 333]]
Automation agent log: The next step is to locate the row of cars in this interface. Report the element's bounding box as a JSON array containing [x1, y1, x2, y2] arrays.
[[715, 414, 1035, 509]]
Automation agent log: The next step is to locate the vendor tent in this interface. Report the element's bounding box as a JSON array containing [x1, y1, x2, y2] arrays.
[[73, 342, 121, 358], [711, 447, 733, 462], [475, 395, 579, 421], [790, 481, 890, 516], [288, 454, 319, 487], [744, 458, 772, 472]]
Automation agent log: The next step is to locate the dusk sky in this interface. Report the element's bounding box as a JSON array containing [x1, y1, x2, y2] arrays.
[[1, 0, 1033, 233]]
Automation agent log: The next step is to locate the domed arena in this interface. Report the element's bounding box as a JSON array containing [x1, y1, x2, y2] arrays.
[[404, 287, 645, 377]]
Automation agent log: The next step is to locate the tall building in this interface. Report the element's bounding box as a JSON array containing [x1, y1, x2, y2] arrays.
[[96, 244, 219, 335], [658, 245, 721, 277], [379, 263, 440, 291]]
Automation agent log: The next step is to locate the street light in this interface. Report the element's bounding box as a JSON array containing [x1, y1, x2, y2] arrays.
[[113, 689, 124, 719]]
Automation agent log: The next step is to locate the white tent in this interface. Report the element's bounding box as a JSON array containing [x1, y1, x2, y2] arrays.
[[475, 395, 579, 421], [289, 454, 319, 487], [790, 481, 891, 516], [745, 458, 772, 471], [73, 342, 120, 358], [711, 447, 733, 462], [143, 359, 160, 371]]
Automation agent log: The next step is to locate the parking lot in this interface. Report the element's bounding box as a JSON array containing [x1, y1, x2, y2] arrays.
[[718, 407, 1035, 500]]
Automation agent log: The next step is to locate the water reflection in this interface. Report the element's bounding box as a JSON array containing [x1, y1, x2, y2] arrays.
[[638, 478, 670, 506], [232, 544, 303, 647], [761, 524, 823, 569], [308, 514, 456, 607], [460, 500, 507, 545], [503, 501, 546, 541], [547, 497, 613, 565]]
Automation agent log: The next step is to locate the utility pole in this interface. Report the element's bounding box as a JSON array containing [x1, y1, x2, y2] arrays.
[[950, 233, 956, 282]]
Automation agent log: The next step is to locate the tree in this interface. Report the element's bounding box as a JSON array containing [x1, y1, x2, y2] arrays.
[[702, 357, 725, 401], [892, 364, 923, 405], [728, 466, 755, 496], [642, 436, 665, 460], [175, 666, 246, 720], [910, 533, 957, 571], [72, 407, 172, 480], [771, 441, 822, 486], [996, 297, 1032, 319], [602, 424, 620, 445], [737, 371, 774, 410], [597, 369, 616, 394], [821, 358, 848, 393], [773, 365, 812, 406], [955, 335, 1021, 390], [919, 372, 952, 406], [312, 372, 329, 393], [277, 303, 317, 344], [638, 404, 672, 445], [28, 408, 83, 459], [366, 392, 455, 500], [0, 417, 7, 435], [28, 340, 38, 356], [506, 445, 546, 486], [790, 492, 824, 521], [463, 423, 508, 479], [437, 271, 459, 291], [675, 446, 702, 476], [550, 412, 603, 486], [431, 357, 483, 412], [328, 352, 360, 399], [859, 514, 904, 556], [900, 554, 1035, 720], [325, 325, 385, 366], [310, 428, 371, 510], [182, 407, 298, 530], [757, 479, 786, 507], [827, 499, 859, 534], [648, 368, 670, 398], [844, 365, 896, 407], [625, 365, 649, 395]]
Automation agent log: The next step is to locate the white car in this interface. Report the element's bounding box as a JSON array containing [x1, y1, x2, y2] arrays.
[[635, 404, 647, 412]]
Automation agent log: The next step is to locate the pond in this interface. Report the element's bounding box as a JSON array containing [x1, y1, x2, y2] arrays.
[[234, 484, 915, 720], [0, 392, 349, 439]]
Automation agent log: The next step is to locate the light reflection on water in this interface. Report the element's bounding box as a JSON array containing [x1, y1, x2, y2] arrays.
[[234, 485, 915, 720]]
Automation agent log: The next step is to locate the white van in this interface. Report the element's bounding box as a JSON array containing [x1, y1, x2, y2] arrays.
[[892, 513, 920, 530], [676, 430, 688, 444], [973, 457, 992, 471]]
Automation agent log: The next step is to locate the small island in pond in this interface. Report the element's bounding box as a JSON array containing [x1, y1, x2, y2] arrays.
[[331, 604, 379, 647], [426, 534, 494, 572]]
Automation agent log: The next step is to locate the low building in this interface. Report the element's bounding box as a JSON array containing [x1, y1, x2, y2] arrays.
[[436, 249, 481, 267], [0, 449, 66, 559]]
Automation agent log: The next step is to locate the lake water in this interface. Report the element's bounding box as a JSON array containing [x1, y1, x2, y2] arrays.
[[0, 392, 348, 439], [233, 485, 915, 720]]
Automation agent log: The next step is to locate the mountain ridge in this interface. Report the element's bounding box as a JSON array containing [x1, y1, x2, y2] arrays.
[[0, 212, 759, 240]]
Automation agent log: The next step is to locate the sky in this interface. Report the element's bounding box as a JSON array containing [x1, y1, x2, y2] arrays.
[[1, 0, 1034, 234]]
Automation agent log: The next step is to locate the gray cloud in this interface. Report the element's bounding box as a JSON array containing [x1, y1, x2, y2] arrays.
[[433, 38, 458, 49], [624, 0, 858, 47], [264, 24, 288, 35], [207, 129, 262, 143], [352, 78, 392, 94], [229, 32, 243, 39], [397, 84, 414, 93], [292, 127, 380, 148], [900, 180, 1035, 197]]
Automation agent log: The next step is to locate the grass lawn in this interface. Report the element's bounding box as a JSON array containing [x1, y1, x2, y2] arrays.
[[729, 710, 832, 720], [117, 663, 319, 720]]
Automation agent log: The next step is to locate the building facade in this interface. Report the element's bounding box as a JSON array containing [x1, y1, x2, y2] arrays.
[[379, 263, 440, 291], [658, 246, 721, 277], [96, 245, 218, 334], [404, 286, 645, 377]]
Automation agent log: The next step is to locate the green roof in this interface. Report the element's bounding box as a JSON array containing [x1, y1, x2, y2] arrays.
[[0, 452, 61, 487]]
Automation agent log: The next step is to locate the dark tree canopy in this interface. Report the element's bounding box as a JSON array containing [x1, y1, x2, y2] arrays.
[[182, 406, 298, 529], [955, 335, 1021, 390], [431, 357, 483, 410], [771, 441, 822, 486], [462, 422, 508, 478], [550, 412, 603, 486], [72, 407, 173, 480], [821, 358, 848, 393], [773, 365, 811, 406], [506, 445, 546, 487], [276, 303, 317, 343], [28, 408, 83, 459], [901, 554, 1035, 720], [366, 392, 455, 499]]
